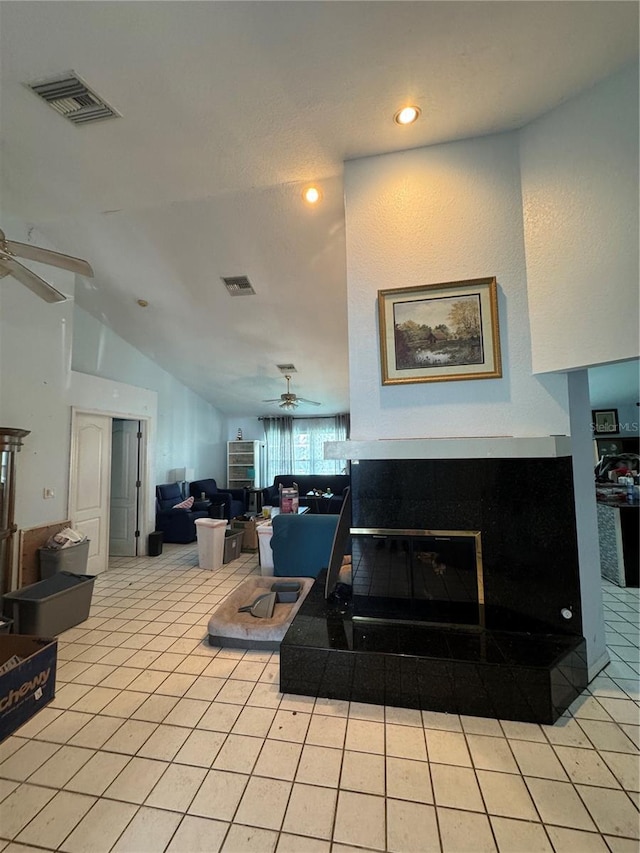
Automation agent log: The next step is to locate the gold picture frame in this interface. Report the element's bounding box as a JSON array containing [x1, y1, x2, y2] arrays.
[[378, 277, 502, 385]]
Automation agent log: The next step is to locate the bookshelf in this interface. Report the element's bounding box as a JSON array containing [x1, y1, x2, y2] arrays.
[[227, 440, 261, 490]]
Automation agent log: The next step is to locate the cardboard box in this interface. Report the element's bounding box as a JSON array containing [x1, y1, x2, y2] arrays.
[[231, 516, 259, 551], [223, 530, 244, 563], [0, 635, 57, 742]]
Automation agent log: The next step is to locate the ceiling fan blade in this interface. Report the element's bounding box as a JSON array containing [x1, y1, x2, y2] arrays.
[[0, 258, 66, 303], [297, 398, 322, 406], [262, 398, 282, 403], [4, 238, 94, 277]]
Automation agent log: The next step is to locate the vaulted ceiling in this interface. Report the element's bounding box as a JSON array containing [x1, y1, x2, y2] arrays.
[[1, 2, 637, 415]]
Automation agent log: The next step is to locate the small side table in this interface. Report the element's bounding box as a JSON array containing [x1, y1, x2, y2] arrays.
[[246, 488, 264, 515], [207, 502, 227, 520]]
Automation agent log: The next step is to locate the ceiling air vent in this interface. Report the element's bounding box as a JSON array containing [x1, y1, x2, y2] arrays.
[[277, 364, 297, 373], [26, 71, 120, 126], [222, 275, 256, 296]]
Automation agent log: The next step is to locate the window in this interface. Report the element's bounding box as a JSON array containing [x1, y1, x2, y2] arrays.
[[264, 415, 349, 482]]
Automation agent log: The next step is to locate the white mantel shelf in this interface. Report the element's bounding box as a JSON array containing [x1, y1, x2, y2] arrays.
[[325, 436, 573, 461]]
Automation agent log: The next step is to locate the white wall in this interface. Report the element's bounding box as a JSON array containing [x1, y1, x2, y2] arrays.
[[588, 359, 640, 437], [73, 306, 227, 484], [568, 370, 608, 677], [518, 64, 637, 677], [226, 418, 263, 443], [344, 132, 570, 440], [68, 371, 158, 541], [616, 404, 640, 437], [342, 105, 621, 675], [0, 218, 76, 529], [521, 62, 639, 374], [0, 216, 228, 552]]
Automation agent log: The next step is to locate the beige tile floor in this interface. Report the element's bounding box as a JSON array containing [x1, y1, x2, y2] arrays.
[[0, 543, 638, 853]]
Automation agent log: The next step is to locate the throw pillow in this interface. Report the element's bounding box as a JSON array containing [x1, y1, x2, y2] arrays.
[[173, 496, 194, 509]]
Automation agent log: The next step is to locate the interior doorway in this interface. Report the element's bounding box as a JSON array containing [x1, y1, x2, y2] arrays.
[[69, 410, 149, 574], [109, 419, 142, 557]]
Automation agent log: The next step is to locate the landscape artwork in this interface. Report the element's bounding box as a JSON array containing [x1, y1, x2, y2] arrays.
[[392, 293, 484, 370], [378, 277, 502, 385]]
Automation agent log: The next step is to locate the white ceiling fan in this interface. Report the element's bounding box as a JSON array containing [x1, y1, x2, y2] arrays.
[[0, 227, 94, 303], [263, 374, 321, 410]]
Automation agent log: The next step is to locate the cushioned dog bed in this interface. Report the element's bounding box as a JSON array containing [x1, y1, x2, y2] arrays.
[[207, 576, 314, 650]]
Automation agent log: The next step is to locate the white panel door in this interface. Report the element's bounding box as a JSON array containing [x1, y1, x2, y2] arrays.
[[109, 419, 140, 557], [70, 412, 112, 575]]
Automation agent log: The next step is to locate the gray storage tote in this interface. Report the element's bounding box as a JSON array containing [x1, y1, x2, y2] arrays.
[[3, 572, 95, 636]]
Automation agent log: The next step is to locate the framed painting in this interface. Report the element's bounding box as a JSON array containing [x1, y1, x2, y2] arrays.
[[378, 277, 502, 385], [592, 409, 619, 436]]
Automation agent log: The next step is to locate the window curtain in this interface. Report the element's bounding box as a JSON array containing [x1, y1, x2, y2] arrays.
[[327, 413, 350, 474], [263, 414, 350, 481], [334, 413, 350, 442], [263, 417, 294, 483], [292, 414, 350, 476]]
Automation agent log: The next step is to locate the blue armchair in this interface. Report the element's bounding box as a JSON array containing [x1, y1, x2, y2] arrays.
[[155, 483, 210, 544], [270, 513, 339, 578], [189, 478, 247, 521]]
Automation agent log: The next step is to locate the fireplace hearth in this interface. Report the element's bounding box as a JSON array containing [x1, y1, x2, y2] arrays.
[[280, 447, 590, 724]]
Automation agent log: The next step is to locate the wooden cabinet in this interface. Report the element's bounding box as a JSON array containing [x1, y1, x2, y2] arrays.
[[227, 440, 261, 490]]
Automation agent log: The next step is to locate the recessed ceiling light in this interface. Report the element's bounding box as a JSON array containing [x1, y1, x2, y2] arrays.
[[136, 298, 149, 308], [394, 105, 421, 125], [302, 185, 322, 204]]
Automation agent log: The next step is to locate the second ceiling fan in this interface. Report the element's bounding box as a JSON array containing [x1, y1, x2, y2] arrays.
[[263, 375, 321, 410]]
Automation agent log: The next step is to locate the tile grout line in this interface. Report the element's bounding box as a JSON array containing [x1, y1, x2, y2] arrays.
[[3, 552, 637, 851]]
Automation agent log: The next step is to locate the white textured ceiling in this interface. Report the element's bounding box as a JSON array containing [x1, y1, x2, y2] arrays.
[[1, 1, 637, 416]]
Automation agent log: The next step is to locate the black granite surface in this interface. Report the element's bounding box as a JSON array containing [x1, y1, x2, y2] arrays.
[[351, 457, 583, 636], [351, 534, 481, 627], [279, 454, 589, 723], [280, 571, 588, 724]]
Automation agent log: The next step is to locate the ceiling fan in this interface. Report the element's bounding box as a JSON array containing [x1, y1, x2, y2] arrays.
[[263, 374, 321, 410], [0, 227, 94, 303]]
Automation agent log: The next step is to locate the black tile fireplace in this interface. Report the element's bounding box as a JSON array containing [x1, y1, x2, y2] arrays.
[[280, 450, 589, 724], [351, 529, 484, 629]]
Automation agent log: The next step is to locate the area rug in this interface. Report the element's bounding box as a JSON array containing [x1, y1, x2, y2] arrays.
[[207, 576, 314, 650]]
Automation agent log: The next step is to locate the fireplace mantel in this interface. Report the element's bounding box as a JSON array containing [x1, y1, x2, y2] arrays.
[[325, 435, 572, 461]]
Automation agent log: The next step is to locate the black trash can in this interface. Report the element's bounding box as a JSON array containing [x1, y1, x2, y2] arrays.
[[149, 531, 163, 557], [209, 503, 226, 520]]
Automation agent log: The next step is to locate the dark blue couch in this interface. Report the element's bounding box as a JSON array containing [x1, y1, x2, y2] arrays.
[[189, 478, 247, 521], [262, 474, 350, 514], [155, 483, 210, 544]]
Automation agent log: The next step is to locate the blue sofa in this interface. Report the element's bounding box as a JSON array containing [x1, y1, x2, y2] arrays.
[[155, 483, 210, 544], [189, 478, 247, 521], [262, 474, 350, 514], [270, 513, 338, 578]]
